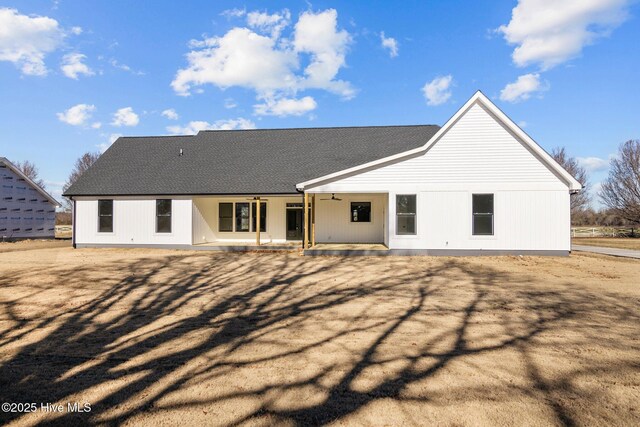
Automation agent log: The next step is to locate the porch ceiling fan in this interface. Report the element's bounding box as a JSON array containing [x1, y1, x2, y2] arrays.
[[320, 193, 342, 201]]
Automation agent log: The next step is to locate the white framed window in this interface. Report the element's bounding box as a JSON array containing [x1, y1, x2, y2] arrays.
[[472, 194, 494, 236], [156, 199, 172, 233], [219, 203, 233, 232], [396, 195, 416, 235], [98, 200, 113, 233]]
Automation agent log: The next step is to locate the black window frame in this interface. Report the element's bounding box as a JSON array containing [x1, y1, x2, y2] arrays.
[[472, 194, 494, 236], [156, 199, 172, 233], [251, 201, 267, 232], [219, 202, 233, 232], [98, 199, 113, 233], [396, 194, 417, 235], [350, 201, 371, 223], [235, 202, 250, 232]]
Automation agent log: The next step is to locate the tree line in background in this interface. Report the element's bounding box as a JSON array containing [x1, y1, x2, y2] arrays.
[[551, 139, 639, 226], [12, 140, 640, 227], [13, 153, 99, 225]]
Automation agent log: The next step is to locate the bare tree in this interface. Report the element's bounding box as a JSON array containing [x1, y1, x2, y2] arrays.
[[551, 147, 590, 214], [14, 160, 46, 189], [62, 152, 100, 208], [600, 140, 640, 224]]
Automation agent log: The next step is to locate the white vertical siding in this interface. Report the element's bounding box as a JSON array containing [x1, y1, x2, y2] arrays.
[[308, 100, 572, 252], [75, 197, 192, 245], [314, 193, 386, 243], [410, 190, 570, 251]]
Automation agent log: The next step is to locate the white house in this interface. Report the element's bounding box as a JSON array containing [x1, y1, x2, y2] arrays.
[[64, 91, 581, 255]]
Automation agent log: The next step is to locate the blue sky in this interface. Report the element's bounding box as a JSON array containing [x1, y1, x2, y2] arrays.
[[1, 0, 639, 206]]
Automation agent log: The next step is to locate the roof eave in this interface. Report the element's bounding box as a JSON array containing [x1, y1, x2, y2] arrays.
[[297, 91, 583, 192], [0, 157, 61, 207]]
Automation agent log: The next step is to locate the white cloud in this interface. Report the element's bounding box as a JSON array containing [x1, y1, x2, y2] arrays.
[[61, 52, 94, 79], [221, 8, 246, 19], [109, 59, 145, 75], [247, 9, 290, 39], [0, 8, 65, 75], [56, 103, 96, 126], [161, 108, 179, 120], [577, 156, 609, 172], [97, 133, 122, 153], [224, 98, 237, 109], [422, 75, 453, 106], [293, 9, 354, 97], [171, 8, 353, 114], [380, 32, 398, 57], [108, 133, 122, 144], [518, 120, 528, 128], [70, 26, 83, 35], [497, 0, 630, 70], [166, 118, 256, 135], [254, 96, 317, 117], [499, 73, 548, 103], [91, 121, 102, 129], [172, 27, 297, 96], [111, 107, 139, 127]]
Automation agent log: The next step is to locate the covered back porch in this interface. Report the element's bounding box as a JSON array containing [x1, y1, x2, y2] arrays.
[[191, 192, 389, 253], [301, 191, 389, 253]]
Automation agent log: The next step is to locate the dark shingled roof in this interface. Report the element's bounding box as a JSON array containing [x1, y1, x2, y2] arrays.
[[64, 125, 440, 196]]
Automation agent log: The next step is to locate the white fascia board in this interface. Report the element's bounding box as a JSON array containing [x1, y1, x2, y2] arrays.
[[297, 91, 582, 192], [0, 157, 61, 206]]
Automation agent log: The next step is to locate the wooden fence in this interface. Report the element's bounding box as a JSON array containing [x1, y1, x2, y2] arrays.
[[571, 227, 637, 238]]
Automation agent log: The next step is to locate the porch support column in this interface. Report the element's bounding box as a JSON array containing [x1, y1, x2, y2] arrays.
[[311, 194, 316, 247], [304, 192, 309, 249], [255, 197, 261, 246]]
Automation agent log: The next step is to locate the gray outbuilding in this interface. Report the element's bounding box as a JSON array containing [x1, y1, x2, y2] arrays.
[[0, 157, 60, 241]]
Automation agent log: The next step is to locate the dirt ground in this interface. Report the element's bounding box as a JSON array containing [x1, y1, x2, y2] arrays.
[[0, 245, 638, 426], [0, 240, 70, 253], [573, 237, 640, 250]]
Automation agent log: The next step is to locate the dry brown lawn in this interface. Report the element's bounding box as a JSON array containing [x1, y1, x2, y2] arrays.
[[0, 240, 70, 253], [573, 237, 640, 251], [0, 244, 638, 426]]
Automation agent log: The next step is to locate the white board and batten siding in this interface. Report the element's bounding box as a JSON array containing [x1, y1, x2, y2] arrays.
[[308, 101, 572, 251], [314, 193, 387, 243], [74, 197, 193, 245]]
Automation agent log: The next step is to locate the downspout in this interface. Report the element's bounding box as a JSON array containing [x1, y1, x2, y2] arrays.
[[72, 198, 76, 249]]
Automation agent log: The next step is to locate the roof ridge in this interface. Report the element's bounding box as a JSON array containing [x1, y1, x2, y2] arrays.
[[197, 124, 441, 134], [119, 135, 194, 139]]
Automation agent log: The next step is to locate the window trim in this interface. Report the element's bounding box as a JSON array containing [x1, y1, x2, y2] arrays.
[[396, 194, 417, 235], [235, 202, 250, 232], [218, 202, 234, 232], [350, 201, 372, 223], [155, 199, 172, 234], [471, 193, 494, 236], [97, 199, 113, 233]]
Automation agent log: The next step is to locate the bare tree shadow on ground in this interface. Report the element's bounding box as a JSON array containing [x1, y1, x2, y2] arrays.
[[0, 251, 638, 426]]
